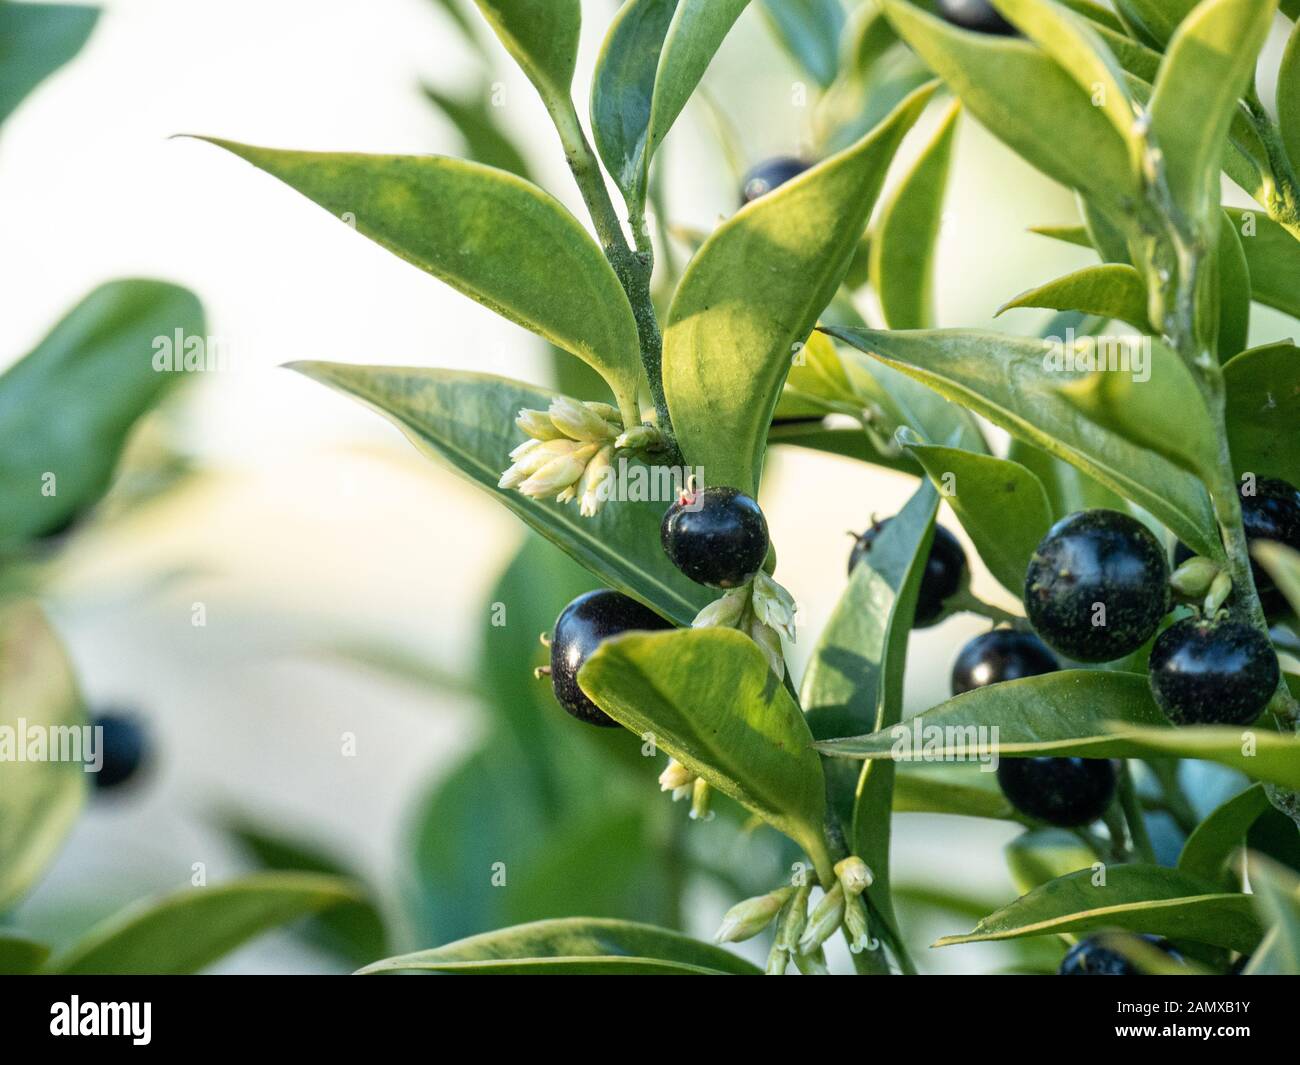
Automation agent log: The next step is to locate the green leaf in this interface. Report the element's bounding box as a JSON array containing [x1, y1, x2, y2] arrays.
[[0, 933, 50, 975], [662, 82, 934, 494], [759, 0, 846, 89], [291, 364, 711, 625], [1008, 436, 1130, 522], [1114, 0, 1198, 46], [422, 83, 532, 179], [0, 280, 204, 547], [202, 141, 643, 418], [893, 763, 1017, 821], [766, 420, 919, 476], [469, 0, 581, 111], [224, 820, 389, 966], [815, 670, 1169, 762], [0, 2, 98, 128], [1113, 727, 1300, 792], [1215, 210, 1252, 361], [1224, 342, 1300, 487], [823, 325, 1221, 558], [1226, 208, 1300, 320], [1006, 828, 1098, 894], [46, 873, 362, 974], [1281, 20, 1300, 177], [1028, 222, 1093, 249], [358, 917, 761, 974], [897, 428, 1051, 596], [1148, 0, 1276, 240], [591, 0, 681, 213], [1255, 542, 1300, 618], [579, 627, 832, 878], [0, 601, 86, 911], [870, 100, 960, 330], [1177, 783, 1271, 886], [1242, 856, 1300, 974], [880, 0, 1133, 209], [998, 264, 1152, 331], [934, 865, 1262, 953]]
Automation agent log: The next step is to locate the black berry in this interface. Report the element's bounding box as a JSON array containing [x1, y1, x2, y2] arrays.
[[1148, 616, 1279, 726], [1059, 935, 1177, 975], [951, 629, 1058, 696], [996, 757, 1115, 827], [936, 0, 1018, 35], [661, 486, 769, 589], [741, 157, 809, 204], [851, 520, 966, 627], [550, 590, 673, 727], [1173, 478, 1300, 620], [92, 712, 149, 791], [1024, 509, 1169, 662]]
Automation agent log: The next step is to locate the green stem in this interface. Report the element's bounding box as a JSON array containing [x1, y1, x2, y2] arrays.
[[1244, 91, 1300, 232], [1144, 758, 1200, 836], [1117, 761, 1158, 865], [946, 589, 1024, 628]]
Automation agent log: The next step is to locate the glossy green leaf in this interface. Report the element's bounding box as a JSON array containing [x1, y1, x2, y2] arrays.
[[802, 482, 938, 926], [880, 0, 1133, 209], [1226, 208, 1300, 320], [579, 627, 832, 878], [1224, 342, 1300, 486], [870, 100, 959, 330], [203, 141, 643, 418], [1114, 0, 1197, 45], [225, 820, 389, 966], [1242, 856, 1300, 975], [0, 933, 50, 975], [1215, 210, 1252, 361], [0, 2, 98, 128], [291, 364, 711, 625], [663, 83, 932, 494], [1006, 828, 1098, 894], [358, 917, 761, 974], [1281, 20, 1300, 178], [591, 0, 680, 213], [998, 264, 1152, 331], [823, 325, 1221, 557], [1178, 783, 1270, 886], [935, 865, 1262, 953], [898, 428, 1050, 596], [1009, 436, 1129, 522], [759, 0, 846, 89], [0, 601, 86, 911], [1113, 727, 1300, 792], [0, 280, 203, 547], [815, 670, 1170, 761], [1148, 0, 1276, 239], [469, 0, 580, 111], [46, 873, 362, 974], [893, 763, 1017, 821], [422, 83, 531, 179]]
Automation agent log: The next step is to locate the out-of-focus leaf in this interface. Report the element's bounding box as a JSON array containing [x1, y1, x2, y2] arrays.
[[766, 420, 919, 476], [1224, 344, 1300, 486], [759, 0, 846, 89], [1282, 21, 1300, 178], [0, 932, 49, 975], [0, 2, 98, 128], [1215, 211, 1251, 361], [1225, 208, 1300, 320], [893, 763, 1017, 821], [1255, 542, 1300, 618], [662, 82, 933, 494], [422, 83, 531, 179], [1113, 727, 1300, 792], [823, 325, 1221, 557], [0, 601, 85, 911], [998, 264, 1152, 331], [1242, 856, 1300, 974], [1177, 783, 1270, 887], [291, 365, 711, 625], [935, 865, 1262, 953], [0, 280, 203, 547], [1006, 828, 1098, 894], [46, 873, 362, 974], [870, 100, 959, 330], [358, 917, 761, 974]]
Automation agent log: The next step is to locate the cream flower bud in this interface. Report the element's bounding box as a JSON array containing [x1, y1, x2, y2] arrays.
[[614, 424, 665, 452], [842, 894, 872, 953], [578, 444, 614, 517], [549, 396, 618, 442], [797, 882, 845, 955], [751, 572, 797, 640], [714, 887, 794, 944], [658, 758, 695, 791], [516, 407, 564, 441], [582, 401, 622, 423], [835, 856, 874, 897], [518, 443, 597, 498], [793, 946, 829, 976], [1170, 556, 1219, 598], [691, 588, 748, 630], [1204, 569, 1233, 614], [499, 438, 583, 490], [749, 617, 785, 680]]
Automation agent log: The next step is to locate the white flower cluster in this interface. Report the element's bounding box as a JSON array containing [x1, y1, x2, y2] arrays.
[[498, 396, 664, 517], [691, 570, 797, 679]]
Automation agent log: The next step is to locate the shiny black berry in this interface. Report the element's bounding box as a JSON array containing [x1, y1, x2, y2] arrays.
[[996, 757, 1115, 827], [1148, 616, 1279, 726], [851, 520, 966, 627], [93, 712, 149, 791], [936, 0, 1018, 35], [1059, 935, 1178, 975], [741, 157, 809, 204], [1173, 478, 1300, 620], [951, 629, 1058, 696], [1024, 510, 1169, 662], [661, 486, 769, 589], [550, 590, 673, 727]]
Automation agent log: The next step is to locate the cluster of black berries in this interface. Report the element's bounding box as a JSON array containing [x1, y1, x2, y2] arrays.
[[547, 486, 770, 726]]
